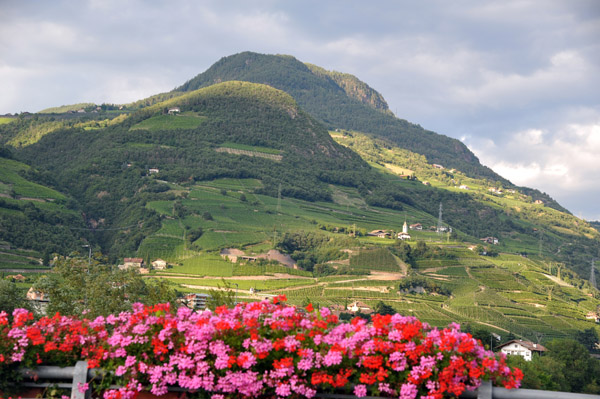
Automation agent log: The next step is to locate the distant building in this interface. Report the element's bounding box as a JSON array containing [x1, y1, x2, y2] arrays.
[[6, 274, 26, 282], [409, 223, 423, 230], [168, 107, 181, 115], [148, 168, 160, 174], [151, 259, 167, 270], [534, 199, 545, 205], [347, 301, 372, 314], [26, 287, 48, 302], [184, 293, 210, 310], [367, 230, 391, 238], [119, 257, 144, 271], [459, 185, 469, 190], [586, 311, 599, 323], [480, 237, 499, 245], [402, 221, 408, 234], [398, 232, 411, 240], [497, 340, 546, 361], [26, 287, 50, 315], [432, 164, 444, 169], [422, 181, 431, 186]]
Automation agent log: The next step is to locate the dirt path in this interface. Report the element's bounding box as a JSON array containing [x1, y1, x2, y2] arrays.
[[153, 273, 312, 281], [542, 273, 572, 287]]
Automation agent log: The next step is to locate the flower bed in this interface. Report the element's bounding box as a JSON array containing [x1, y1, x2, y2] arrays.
[[0, 296, 522, 399]]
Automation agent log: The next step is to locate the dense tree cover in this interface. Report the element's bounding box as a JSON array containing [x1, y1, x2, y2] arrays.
[[275, 231, 351, 271], [33, 256, 179, 318], [0, 280, 31, 317], [506, 339, 600, 394], [13, 83, 378, 257], [175, 51, 507, 182], [397, 275, 452, 296]]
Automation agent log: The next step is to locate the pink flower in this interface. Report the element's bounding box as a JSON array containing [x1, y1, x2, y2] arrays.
[[354, 384, 367, 397]]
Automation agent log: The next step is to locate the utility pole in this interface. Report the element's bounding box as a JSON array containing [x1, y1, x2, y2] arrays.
[[437, 202, 443, 235], [277, 183, 282, 213], [591, 259, 597, 290]]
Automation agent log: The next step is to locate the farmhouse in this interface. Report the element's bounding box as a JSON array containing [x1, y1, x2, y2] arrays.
[[496, 340, 546, 361], [480, 237, 499, 245], [367, 230, 391, 238], [151, 259, 167, 270], [119, 257, 145, 271], [148, 168, 160, 174], [409, 223, 423, 230], [586, 311, 599, 323], [124, 257, 144, 268], [168, 107, 181, 115], [347, 301, 373, 314]]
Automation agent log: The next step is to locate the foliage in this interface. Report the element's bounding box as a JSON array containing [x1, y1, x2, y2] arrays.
[[33, 257, 178, 318], [506, 339, 600, 394], [276, 231, 350, 271], [0, 299, 523, 398], [397, 276, 452, 296], [206, 278, 237, 309], [0, 280, 31, 318]]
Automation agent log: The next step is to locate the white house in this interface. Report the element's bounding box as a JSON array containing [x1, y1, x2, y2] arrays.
[[168, 107, 181, 115], [397, 232, 411, 241], [480, 237, 499, 245], [151, 259, 167, 270], [496, 340, 546, 361], [347, 301, 372, 314]]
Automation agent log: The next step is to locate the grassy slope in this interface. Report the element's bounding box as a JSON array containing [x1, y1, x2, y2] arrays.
[[135, 175, 599, 342], [331, 130, 600, 276]]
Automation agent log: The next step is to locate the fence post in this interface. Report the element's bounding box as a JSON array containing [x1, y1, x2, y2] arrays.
[[477, 380, 492, 399], [72, 361, 90, 399]]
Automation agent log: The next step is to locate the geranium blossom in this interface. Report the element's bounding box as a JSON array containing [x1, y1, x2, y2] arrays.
[[0, 299, 522, 398]]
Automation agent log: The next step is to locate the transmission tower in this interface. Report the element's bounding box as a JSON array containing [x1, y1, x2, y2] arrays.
[[437, 202, 443, 235], [277, 183, 282, 213], [591, 259, 597, 290]]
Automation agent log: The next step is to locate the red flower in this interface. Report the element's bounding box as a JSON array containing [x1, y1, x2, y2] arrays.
[[305, 303, 314, 312]]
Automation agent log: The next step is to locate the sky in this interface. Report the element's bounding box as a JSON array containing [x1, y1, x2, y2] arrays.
[[1, 0, 599, 220]]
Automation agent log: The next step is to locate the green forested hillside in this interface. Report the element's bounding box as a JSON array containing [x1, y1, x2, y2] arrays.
[[174, 53, 504, 182], [13, 82, 376, 258], [0, 153, 85, 256]]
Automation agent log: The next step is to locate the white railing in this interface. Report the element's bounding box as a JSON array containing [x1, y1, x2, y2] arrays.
[[17, 361, 600, 399]]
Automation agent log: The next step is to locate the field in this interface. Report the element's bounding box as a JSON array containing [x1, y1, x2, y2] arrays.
[[132, 178, 600, 344], [0, 158, 66, 201], [130, 113, 205, 131]]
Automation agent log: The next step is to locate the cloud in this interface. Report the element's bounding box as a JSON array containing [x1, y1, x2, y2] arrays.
[[468, 121, 600, 219]]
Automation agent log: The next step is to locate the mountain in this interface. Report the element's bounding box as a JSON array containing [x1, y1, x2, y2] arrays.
[[174, 53, 503, 181], [172, 52, 566, 212], [12, 81, 381, 258]]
